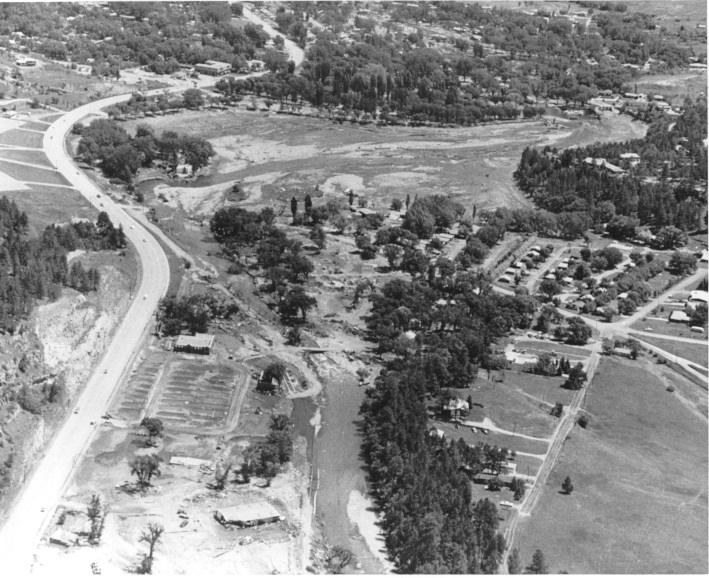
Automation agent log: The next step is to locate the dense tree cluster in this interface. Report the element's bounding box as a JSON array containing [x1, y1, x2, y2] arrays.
[[157, 293, 238, 336], [212, 1, 692, 126], [514, 99, 707, 237], [0, 201, 127, 333], [77, 119, 215, 184]]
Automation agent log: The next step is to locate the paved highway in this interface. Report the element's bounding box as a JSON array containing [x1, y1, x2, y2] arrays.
[[0, 93, 171, 573], [0, 9, 305, 571]]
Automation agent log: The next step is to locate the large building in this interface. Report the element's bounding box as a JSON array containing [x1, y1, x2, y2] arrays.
[[194, 60, 231, 76], [214, 502, 282, 528], [174, 333, 215, 355]]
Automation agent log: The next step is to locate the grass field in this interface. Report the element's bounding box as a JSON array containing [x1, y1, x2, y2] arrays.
[[514, 339, 592, 358], [0, 148, 53, 167], [452, 372, 566, 438], [635, 334, 708, 368], [631, 317, 708, 340], [0, 184, 95, 233], [0, 160, 68, 186], [0, 129, 43, 148], [514, 357, 708, 574]]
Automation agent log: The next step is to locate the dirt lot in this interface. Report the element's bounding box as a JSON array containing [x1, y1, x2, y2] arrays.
[[35, 424, 310, 575], [514, 357, 708, 574]]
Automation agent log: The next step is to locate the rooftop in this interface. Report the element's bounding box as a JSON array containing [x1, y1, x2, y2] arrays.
[[217, 502, 281, 524], [175, 333, 215, 349]]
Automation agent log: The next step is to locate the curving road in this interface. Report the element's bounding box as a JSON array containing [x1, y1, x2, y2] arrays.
[[0, 9, 306, 571], [0, 92, 171, 573]]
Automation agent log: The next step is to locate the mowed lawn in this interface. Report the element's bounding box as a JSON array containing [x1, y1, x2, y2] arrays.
[[0, 159, 69, 186], [515, 358, 708, 574], [635, 335, 709, 368]]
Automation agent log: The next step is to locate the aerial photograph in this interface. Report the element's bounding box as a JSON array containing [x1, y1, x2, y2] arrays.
[[0, 0, 705, 575]]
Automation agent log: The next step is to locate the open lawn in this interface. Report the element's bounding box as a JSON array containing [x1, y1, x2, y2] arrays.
[[0, 160, 68, 186], [514, 339, 592, 358], [451, 373, 565, 438], [0, 184, 96, 233], [631, 317, 708, 340], [0, 129, 44, 148], [635, 334, 708, 368], [514, 357, 708, 574], [0, 148, 52, 167], [497, 370, 577, 407]]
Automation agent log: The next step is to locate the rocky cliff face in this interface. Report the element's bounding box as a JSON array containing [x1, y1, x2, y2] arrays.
[[0, 258, 135, 516]]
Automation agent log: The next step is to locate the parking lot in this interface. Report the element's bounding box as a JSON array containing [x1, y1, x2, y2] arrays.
[[149, 357, 247, 431]]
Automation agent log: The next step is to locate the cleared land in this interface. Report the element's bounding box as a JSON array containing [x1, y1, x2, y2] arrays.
[[126, 107, 647, 218], [514, 358, 708, 574]]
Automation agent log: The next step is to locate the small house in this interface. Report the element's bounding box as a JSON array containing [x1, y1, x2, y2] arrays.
[[443, 398, 470, 419]]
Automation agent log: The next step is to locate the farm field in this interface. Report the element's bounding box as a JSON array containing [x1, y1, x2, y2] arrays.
[[514, 358, 708, 574], [635, 334, 708, 368]]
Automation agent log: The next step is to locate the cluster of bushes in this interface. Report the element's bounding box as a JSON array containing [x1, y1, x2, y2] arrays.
[[0, 200, 123, 333], [76, 118, 215, 184], [210, 206, 317, 324], [242, 414, 293, 486], [105, 89, 206, 119], [157, 293, 238, 336]]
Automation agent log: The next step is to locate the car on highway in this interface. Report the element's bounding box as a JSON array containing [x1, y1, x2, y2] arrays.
[[104, 369, 108, 374], [74, 407, 79, 414]]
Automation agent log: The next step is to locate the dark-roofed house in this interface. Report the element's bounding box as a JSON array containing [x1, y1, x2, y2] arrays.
[[174, 333, 215, 355]]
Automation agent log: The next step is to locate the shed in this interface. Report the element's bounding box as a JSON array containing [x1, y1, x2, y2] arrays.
[[174, 333, 215, 355], [214, 502, 282, 527]]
